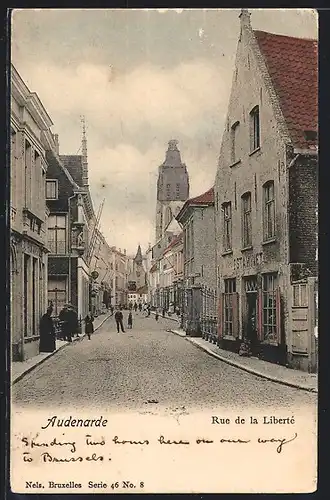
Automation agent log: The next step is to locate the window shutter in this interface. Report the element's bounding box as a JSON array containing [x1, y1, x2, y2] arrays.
[[275, 287, 281, 344], [217, 293, 224, 338], [232, 292, 239, 338], [257, 290, 263, 341]]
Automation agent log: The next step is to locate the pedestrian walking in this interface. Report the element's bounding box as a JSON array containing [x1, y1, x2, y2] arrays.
[[39, 307, 56, 353], [155, 310, 159, 321], [58, 305, 69, 341], [147, 305, 151, 317], [134, 302, 138, 313], [114, 308, 125, 333], [84, 313, 94, 340], [65, 304, 78, 342], [127, 311, 133, 329], [139, 303, 142, 312], [162, 308, 165, 318]]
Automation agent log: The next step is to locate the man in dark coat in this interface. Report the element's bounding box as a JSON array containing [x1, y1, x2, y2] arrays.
[[84, 313, 94, 340], [66, 305, 78, 341], [58, 306, 69, 341], [39, 307, 56, 353], [114, 308, 125, 333]]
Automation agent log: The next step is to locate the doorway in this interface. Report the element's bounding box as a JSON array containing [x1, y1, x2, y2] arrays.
[[244, 277, 258, 353]]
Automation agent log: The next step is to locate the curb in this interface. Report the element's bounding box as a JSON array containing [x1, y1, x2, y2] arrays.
[[151, 311, 181, 324], [12, 313, 112, 385], [169, 329, 318, 394]]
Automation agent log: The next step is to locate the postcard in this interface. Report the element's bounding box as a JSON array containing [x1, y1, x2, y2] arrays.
[[9, 8, 318, 494]]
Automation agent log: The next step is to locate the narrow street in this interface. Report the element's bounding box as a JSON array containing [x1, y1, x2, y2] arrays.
[[12, 314, 316, 412]]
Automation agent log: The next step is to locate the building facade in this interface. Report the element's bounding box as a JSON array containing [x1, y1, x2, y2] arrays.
[[46, 129, 95, 323], [10, 66, 52, 361], [112, 247, 129, 306], [176, 187, 216, 335], [158, 233, 184, 314], [155, 140, 189, 241], [214, 11, 318, 371], [89, 228, 114, 316]]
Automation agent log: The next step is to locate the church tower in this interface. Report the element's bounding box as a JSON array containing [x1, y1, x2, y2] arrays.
[[155, 140, 190, 241]]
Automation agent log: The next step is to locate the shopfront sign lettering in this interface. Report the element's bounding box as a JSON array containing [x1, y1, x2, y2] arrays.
[[234, 252, 263, 272]]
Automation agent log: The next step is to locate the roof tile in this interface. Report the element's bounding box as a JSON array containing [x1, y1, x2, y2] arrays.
[[254, 30, 318, 150]]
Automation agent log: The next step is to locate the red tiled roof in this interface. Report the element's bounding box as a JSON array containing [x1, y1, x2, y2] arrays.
[[189, 186, 214, 205], [163, 233, 183, 255], [254, 30, 318, 150]]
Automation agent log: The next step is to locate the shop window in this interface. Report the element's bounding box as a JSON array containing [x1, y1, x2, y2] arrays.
[[241, 192, 252, 247], [262, 273, 278, 341], [223, 278, 236, 336], [263, 181, 276, 240], [222, 202, 232, 251], [249, 105, 260, 151], [48, 214, 67, 254]]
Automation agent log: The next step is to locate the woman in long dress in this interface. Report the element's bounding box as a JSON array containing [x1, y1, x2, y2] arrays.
[[39, 307, 56, 353]]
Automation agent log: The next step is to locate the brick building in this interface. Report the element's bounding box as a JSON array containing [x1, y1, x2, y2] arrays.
[[214, 11, 318, 371], [10, 66, 52, 361]]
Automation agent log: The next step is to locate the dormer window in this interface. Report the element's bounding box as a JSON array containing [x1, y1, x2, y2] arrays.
[[46, 179, 58, 200], [249, 106, 260, 152]]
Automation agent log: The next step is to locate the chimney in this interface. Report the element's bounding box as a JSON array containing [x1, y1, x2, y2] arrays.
[[239, 9, 251, 28], [53, 134, 59, 154]]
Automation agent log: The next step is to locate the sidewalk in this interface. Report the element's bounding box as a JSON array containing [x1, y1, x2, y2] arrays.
[[12, 311, 113, 385], [169, 328, 318, 393], [151, 310, 181, 323]]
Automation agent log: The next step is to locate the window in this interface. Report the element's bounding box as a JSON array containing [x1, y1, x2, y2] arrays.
[[262, 273, 277, 341], [48, 278, 67, 317], [48, 215, 67, 254], [46, 180, 58, 199], [230, 121, 240, 164], [224, 279, 236, 336], [166, 183, 171, 199], [250, 106, 260, 151], [241, 192, 252, 247], [293, 283, 308, 307], [263, 181, 276, 240], [176, 183, 180, 199], [222, 202, 232, 251]]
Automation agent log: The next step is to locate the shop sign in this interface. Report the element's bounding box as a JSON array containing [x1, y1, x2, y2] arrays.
[[234, 252, 263, 272]]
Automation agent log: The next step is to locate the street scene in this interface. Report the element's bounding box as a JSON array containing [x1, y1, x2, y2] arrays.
[[10, 9, 318, 410], [12, 313, 316, 411]]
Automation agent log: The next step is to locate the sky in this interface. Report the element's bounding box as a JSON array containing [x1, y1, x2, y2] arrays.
[[11, 8, 318, 255]]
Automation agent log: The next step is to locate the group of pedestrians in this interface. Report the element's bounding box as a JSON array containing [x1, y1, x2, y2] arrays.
[[39, 301, 167, 352]]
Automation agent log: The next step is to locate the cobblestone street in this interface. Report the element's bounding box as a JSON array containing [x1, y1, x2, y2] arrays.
[[12, 314, 317, 412]]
